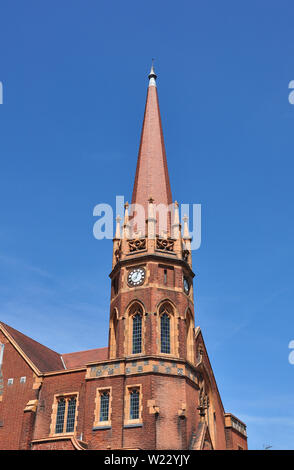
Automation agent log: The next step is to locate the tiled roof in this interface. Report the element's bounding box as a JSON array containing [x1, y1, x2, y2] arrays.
[[0, 321, 64, 373], [62, 347, 108, 369], [0, 321, 109, 373]]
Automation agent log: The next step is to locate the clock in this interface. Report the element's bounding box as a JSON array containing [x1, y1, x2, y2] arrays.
[[183, 277, 190, 294], [128, 268, 146, 287]]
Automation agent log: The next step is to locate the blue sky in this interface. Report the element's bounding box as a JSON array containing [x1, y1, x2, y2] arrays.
[[0, 0, 293, 450]]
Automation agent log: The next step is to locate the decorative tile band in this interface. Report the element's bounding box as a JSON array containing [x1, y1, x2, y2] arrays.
[[87, 358, 201, 387]]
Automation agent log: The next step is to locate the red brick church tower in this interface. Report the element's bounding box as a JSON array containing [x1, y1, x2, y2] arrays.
[[0, 65, 247, 450]]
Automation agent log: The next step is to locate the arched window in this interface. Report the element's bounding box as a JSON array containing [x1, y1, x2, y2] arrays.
[[126, 302, 144, 356], [160, 313, 170, 353], [132, 313, 142, 354], [158, 302, 177, 356]]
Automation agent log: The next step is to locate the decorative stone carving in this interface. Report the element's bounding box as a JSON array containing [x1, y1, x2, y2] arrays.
[[156, 238, 174, 252], [128, 238, 146, 252]]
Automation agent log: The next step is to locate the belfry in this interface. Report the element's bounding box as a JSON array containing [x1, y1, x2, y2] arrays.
[[0, 65, 247, 450]]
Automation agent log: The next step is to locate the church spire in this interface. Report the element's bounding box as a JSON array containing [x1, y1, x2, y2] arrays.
[[131, 64, 172, 233]]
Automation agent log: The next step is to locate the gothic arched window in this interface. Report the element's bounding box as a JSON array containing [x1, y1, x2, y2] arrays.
[[126, 302, 144, 356], [132, 313, 142, 354], [158, 302, 177, 356], [160, 313, 170, 353]]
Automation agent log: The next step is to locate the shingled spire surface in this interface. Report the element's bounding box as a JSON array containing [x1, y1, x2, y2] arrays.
[[131, 64, 172, 232]]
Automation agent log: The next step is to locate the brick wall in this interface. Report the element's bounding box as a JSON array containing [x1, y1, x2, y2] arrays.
[[225, 427, 248, 450], [0, 331, 36, 449], [32, 370, 85, 441]]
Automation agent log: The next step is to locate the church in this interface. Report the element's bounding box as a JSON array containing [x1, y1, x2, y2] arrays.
[[0, 65, 247, 450]]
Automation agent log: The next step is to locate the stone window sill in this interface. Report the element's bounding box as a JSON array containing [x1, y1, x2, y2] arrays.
[[123, 423, 143, 428], [93, 425, 112, 431]]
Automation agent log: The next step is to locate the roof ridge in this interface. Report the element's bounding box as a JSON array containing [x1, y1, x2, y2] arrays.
[[62, 346, 108, 356]]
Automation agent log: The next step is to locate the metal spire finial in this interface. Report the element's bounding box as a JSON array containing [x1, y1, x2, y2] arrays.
[[148, 59, 157, 87]]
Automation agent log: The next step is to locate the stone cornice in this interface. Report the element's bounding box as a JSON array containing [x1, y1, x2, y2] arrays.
[[109, 253, 195, 279]]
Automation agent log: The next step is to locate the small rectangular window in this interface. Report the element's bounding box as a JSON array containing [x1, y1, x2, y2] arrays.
[[124, 385, 142, 427], [7, 378, 13, 385], [99, 392, 110, 422], [159, 265, 175, 287], [20, 376, 26, 383], [94, 388, 112, 428], [164, 269, 167, 284], [130, 389, 140, 420]]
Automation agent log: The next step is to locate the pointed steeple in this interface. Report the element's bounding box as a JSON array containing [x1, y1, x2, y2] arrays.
[[131, 63, 172, 233]]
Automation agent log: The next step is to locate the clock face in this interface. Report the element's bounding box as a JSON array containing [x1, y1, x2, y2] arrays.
[[183, 277, 190, 294], [128, 268, 146, 287]]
